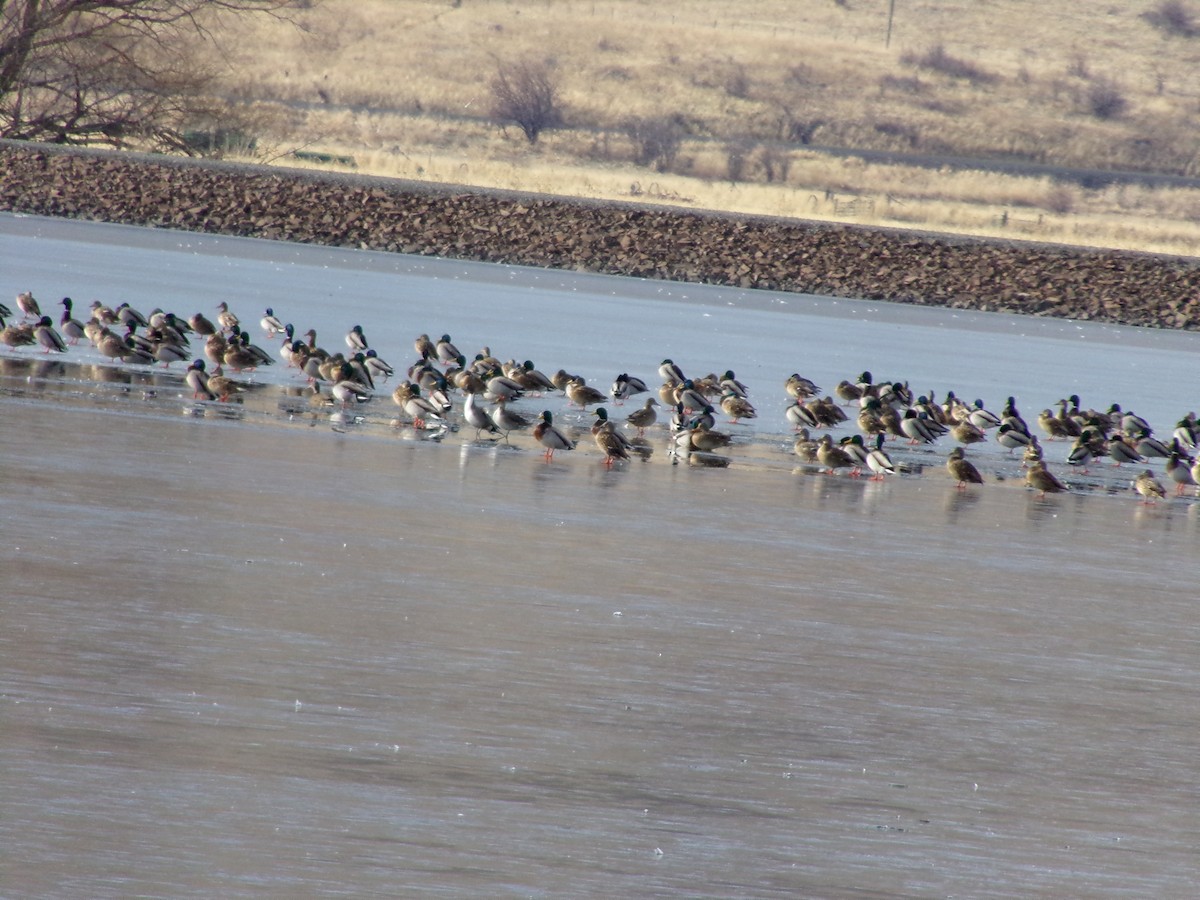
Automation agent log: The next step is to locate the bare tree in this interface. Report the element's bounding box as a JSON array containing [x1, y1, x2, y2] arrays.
[[488, 58, 563, 144], [0, 0, 296, 151]]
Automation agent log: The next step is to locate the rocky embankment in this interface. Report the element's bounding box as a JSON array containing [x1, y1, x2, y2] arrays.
[[3, 142, 1199, 330]]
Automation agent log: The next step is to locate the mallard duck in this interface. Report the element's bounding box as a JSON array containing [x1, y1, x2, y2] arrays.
[[346, 353, 375, 391], [391, 381, 417, 408], [721, 390, 757, 424], [1026, 460, 1068, 497], [534, 410, 575, 461], [223, 339, 263, 372], [89, 301, 118, 326], [866, 433, 897, 480], [1000, 396, 1031, 435], [413, 333, 435, 359], [15, 290, 40, 320], [344, 324, 369, 352], [1118, 406, 1152, 438], [434, 334, 460, 366], [259, 308, 284, 337], [1022, 436, 1044, 468], [967, 399, 1002, 430], [202, 364, 245, 402], [94, 328, 128, 360], [811, 396, 849, 426], [593, 419, 631, 467], [996, 422, 1032, 454], [609, 372, 649, 403], [463, 391, 501, 440], [658, 359, 685, 382], [1165, 446, 1197, 496], [403, 385, 446, 429], [1134, 469, 1166, 504], [793, 428, 820, 462], [330, 379, 372, 408], [1172, 413, 1198, 450], [189, 311, 217, 336], [360, 349, 393, 383], [0, 317, 35, 349], [816, 434, 855, 475], [833, 379, 861, 405], [786, 373, 822, 400], [625, 397, 659, 436], [513, 361, 557, 394], [1054, 398, 1083, 437], [951, 420, 987, 446], [786, 398, 820, 431], [58, 298, 88, 345], [185, 359, 217, 400], [1107, 433, 1145, 467], [485, 372, 525, 403], [1038, 408, 1072, 441], [151, 334, 189, 368], [720, 370, 750, 398], [857, 398, 886, 438], [215, 301, 239, 332], [592, 408, 633, 448], [946, 447, 984, 488], [1135, 430, 1172, 459], [566, 378, 607, 408], [688, 421, 733, 452], [1067, 429, 1108, 473], [491, 397, 532, 441], [33, 316, 67, 353], [674, 379, 709, 413], [115, 303, 149, 329], [840, 435, 870, 476], [551, 368, 582, 392]]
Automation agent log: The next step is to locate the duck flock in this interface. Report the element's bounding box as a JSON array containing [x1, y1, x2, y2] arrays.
[[2, 288, 1197, 505]]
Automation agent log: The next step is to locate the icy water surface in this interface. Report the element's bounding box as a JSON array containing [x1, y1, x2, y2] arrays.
[[3, 214, 1200, 897]]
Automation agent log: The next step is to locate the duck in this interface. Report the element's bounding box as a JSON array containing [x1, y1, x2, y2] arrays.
[[215, 301, 239, 332], [260, 307, 285, 337], [1134, 469, 1167, 504], [463, 391, 501, 440], [1172, 413, 1198, 450], [413, 333, 435, 359], [513, 360, 557, 394], [1022, 435, 1045, 467], [1066, 429, 1106, 474], [485, 371, 525, 403], [625, 397, 659, 436], [593, 417, 631, 468], [1135, 430, 1172, 459], [565, 378, 607, 409], [658, 358, 686, 382], [15, 291, 41, 320], [967, 399, 1002, 430], [33, 316, 68, 353], [592, 408, 634, 449], [946, 447, 984, 488], [674, 379, 709, 413], [434, 334, 461, 366], [185, 359, 217, 400], [353, 350, 389, 384], [402, 385, 446, 429], [609, 371, 649, 404], [1025, 460, 1068, 497], [1165, 445, 1197, 496], [1107, 433, 1145, 467], [902, 412, 940, 448], [550, 368, 582, 392], [58, 298, 88, 345], [833, 379, 862, 405], [810, 396, 848, 427], [207, 364, 246, 402], [345, 324, 369, 352], [720, 390, 756, 424], [719, 370, 750, 399], [785, 398, 820, 431], [534, 410, 575, 461], [687, 420, 733, 452], [89, 301, 119, 326], [1038, 408, 1073, 441], [793, 428, 820, 463], [189, 311, 217, 336], [330, 379, 372, 409], [816, 434, 855, 475], [950, 420, 987, 446], [839, 435, 870, 476], [223, 337, 266, 372], [865, 433, 897, 480], [786, 373, 822, 401], [857, 398, 887, 438], [491, 397, 533, 442], [995, 422, 1032, 454], [150, 333, 190, 368], [115, 302, 150, 330], [0, 316, 36, 349]]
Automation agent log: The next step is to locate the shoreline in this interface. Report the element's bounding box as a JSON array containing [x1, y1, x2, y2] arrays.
[[3, 140, 1200, 331]]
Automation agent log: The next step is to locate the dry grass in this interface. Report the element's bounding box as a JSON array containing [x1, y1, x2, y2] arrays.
[[189, 0, 1200, 256]]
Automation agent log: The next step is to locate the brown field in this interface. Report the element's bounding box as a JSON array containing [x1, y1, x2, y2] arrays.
[[193, 0, 1200, 256]]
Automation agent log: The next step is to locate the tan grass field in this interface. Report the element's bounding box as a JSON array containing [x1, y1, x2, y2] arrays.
[[199, 0, 1200, 256]]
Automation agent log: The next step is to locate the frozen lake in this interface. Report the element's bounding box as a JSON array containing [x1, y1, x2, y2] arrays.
[[2, 213, 1199, 897]]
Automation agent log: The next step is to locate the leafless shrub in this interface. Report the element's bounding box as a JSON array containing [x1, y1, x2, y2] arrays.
[[1044, 185, 1075, 214], [874, 120, 920, 148], [725, 138, 754, 181], [756, 144, 791, 183], [902, 44, 996, 84], [724, 63, 751, 99], [624, 114, 686, 171], [879, 74, 926, 95], [1085, 77, 1127, 119], [489, 58, 563, 144], [1143, 1, 1198, 36]]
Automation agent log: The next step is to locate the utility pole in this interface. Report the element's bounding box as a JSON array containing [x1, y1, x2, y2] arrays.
[[886, 0, 896, 48]]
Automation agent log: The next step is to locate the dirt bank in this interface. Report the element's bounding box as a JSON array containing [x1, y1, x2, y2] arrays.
[[3, 142, 1199, 330]]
